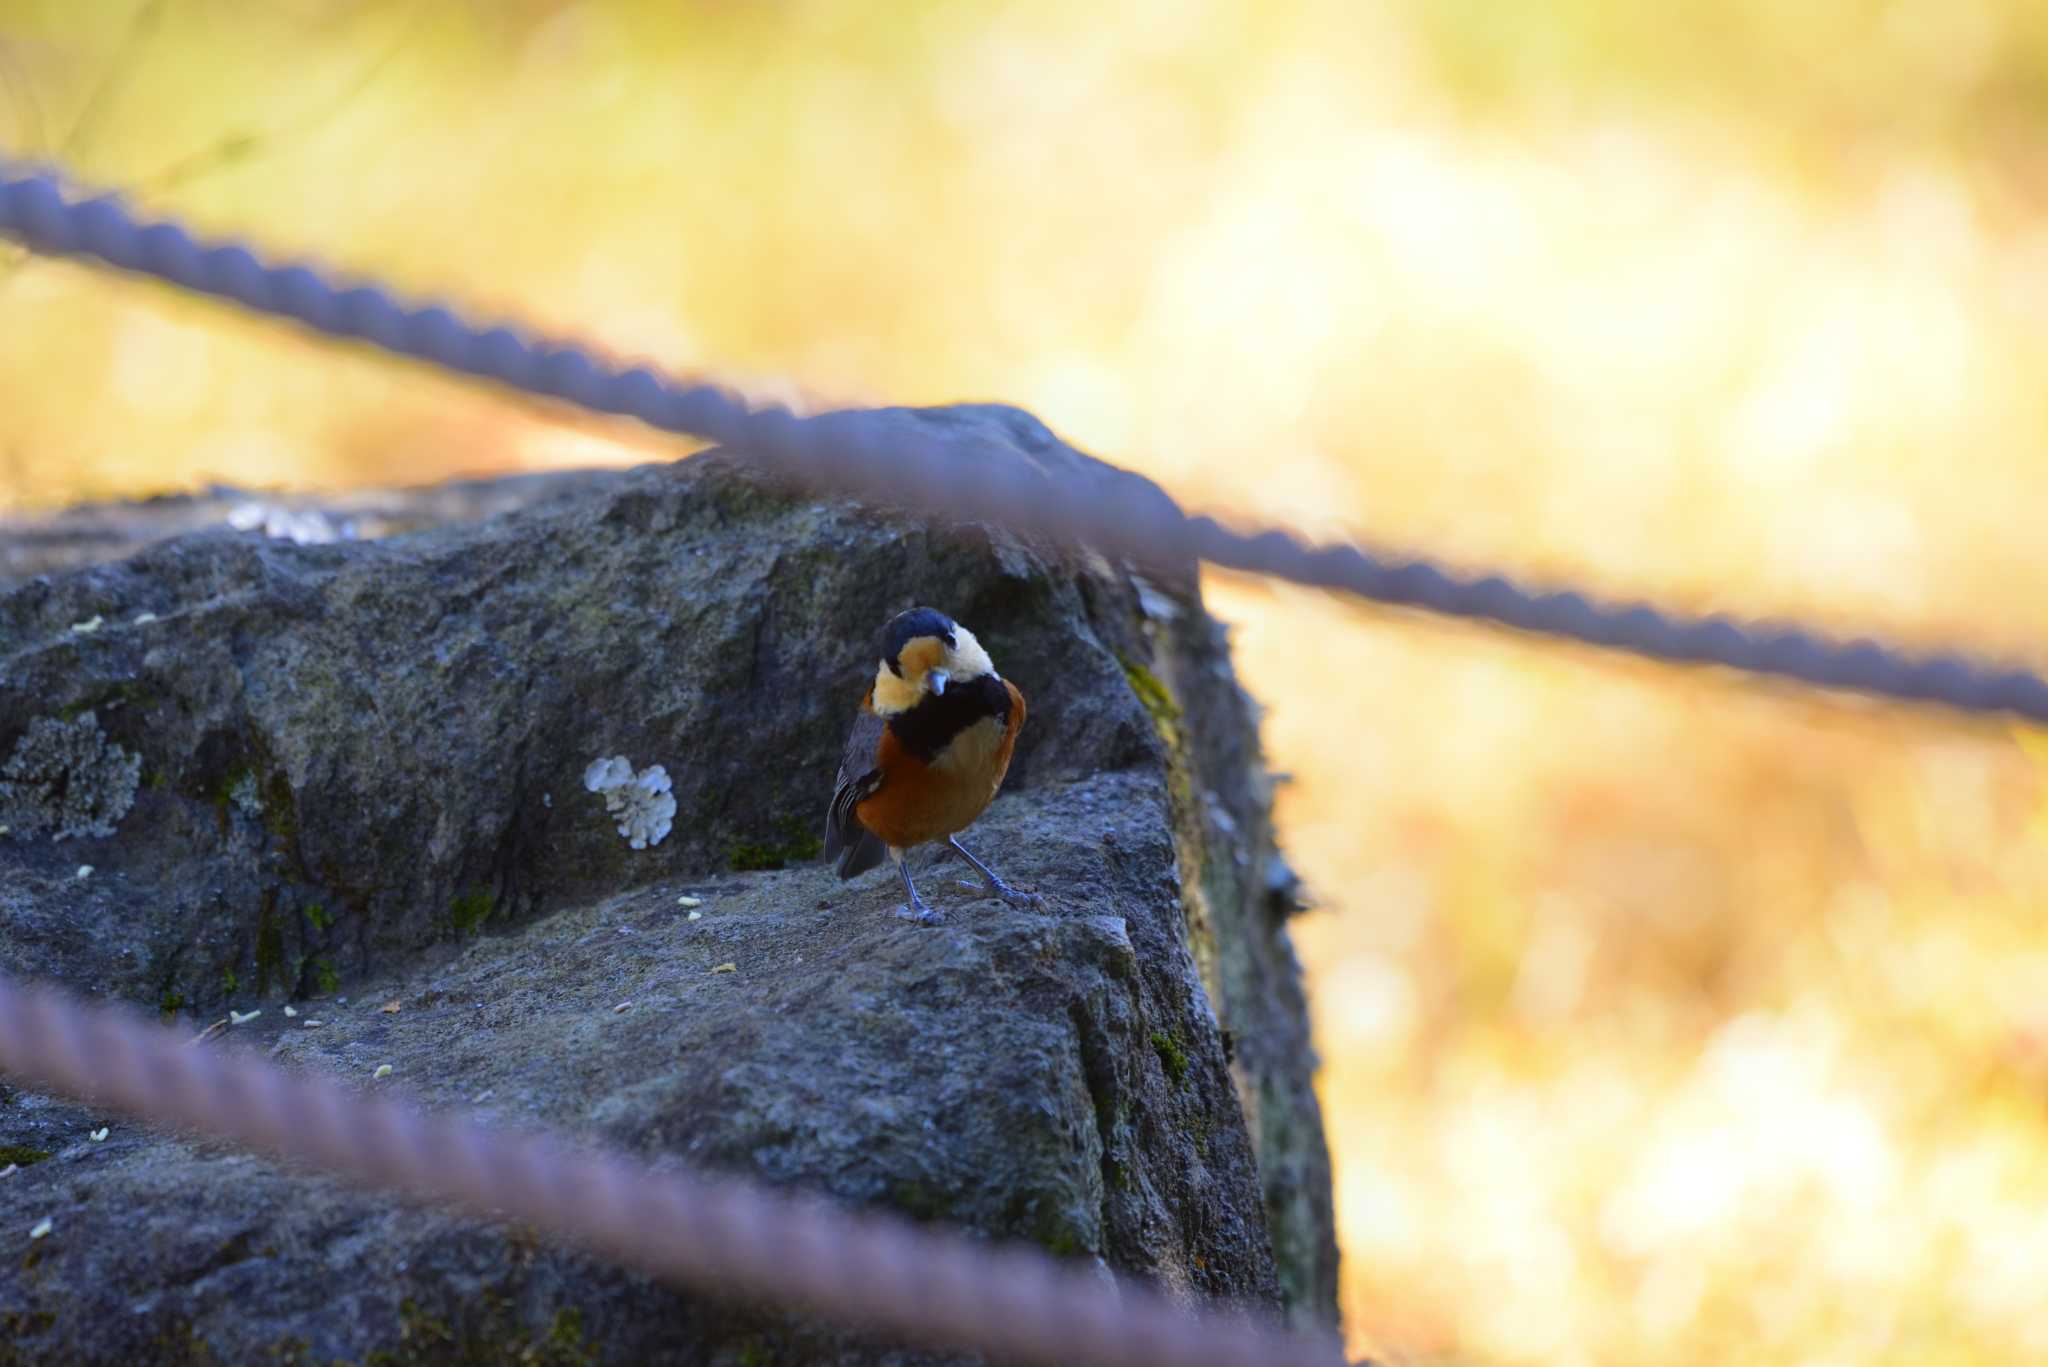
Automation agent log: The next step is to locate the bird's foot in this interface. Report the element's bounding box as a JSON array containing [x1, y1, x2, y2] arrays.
[[894, 902, 945, 926], [979, 877, 1044, 910]]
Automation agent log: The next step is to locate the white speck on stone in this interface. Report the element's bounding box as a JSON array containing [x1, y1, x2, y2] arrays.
[[676, 895, 703, 909], [687, 910, 702, 922], [75, 865, 92, 879], [229, 1009, 260, 1026], [303, 1019, 323, 1028], [613, 1001, 632, 1013], [283, 1005, 298, 1017], [711, 962, 736, 975], [227, 501, 346, 545], [543, 792, 552, 808], [583, 756, 675, 849], [474, 1089, 493, 1103], [0, 1164, 17, 1179], [29, 1218, 52, 1240], [69, 615, 104, 635], [134, 612, 158, 626], [90, 1127, 108, 1142], [373, 1064, 393, 1079]]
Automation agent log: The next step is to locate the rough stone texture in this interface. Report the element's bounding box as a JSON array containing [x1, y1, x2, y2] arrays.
[[0, 405, 1338, 1363], [0, 713, 142, 841]]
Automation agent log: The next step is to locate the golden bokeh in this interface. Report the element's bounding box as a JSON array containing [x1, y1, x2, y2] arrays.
[[7, 3, 2048, 1362]]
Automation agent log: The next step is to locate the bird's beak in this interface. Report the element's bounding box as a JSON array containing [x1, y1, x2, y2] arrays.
[[928, 668, 950, 696]]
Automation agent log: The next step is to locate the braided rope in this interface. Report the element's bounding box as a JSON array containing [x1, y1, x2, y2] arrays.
[[0, 973, 1345, 1367], [2, 162, 2044, 724]]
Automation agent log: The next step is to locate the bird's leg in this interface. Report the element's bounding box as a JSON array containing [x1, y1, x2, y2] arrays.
[[946, 836, 1042, 908], [890, 847, 943, 925]]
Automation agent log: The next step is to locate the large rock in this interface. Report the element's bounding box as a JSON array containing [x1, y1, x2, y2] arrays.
[[0, 406, 1338, 1363]]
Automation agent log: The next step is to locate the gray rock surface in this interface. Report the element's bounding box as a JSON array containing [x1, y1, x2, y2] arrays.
[[0, 405, 1337, 1363]]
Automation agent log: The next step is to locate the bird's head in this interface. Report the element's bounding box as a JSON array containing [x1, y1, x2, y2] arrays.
[[870, 607, 997, 715]]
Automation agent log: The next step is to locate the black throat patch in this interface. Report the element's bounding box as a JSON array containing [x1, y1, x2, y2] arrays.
[[886, 674, 1010, 763]]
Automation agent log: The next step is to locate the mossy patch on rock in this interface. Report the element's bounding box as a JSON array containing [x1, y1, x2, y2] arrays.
[[449, 890, 494, 935], [726, 817, 824, 872], [1150, 1029, 1190, 1084]]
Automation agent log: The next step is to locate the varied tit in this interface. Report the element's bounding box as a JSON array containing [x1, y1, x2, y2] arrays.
[[824, 607, 1038, 924]]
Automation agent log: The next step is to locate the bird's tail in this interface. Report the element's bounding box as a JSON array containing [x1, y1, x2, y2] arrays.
[[833, 829, 886, 880]]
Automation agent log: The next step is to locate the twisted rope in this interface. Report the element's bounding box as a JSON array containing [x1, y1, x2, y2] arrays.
[[2, 162, 2044, 725], [0, 973, 1345, 1367]]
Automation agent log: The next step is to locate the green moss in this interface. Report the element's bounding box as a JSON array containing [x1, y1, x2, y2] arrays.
[[207, 766, 253, 813], [254, 893, 287, 996], [547, 1309, 588, 1357], [736, 1339, 774, 1367], [449, 889, 494, 935], [220, 965, 239, 995], [888, 1179, 954, 1223], [0, 1146, 52, 1167], [261, 768, 299, 841], [52, 682, 150, 723], [727, 817, 825, 872], [362, 1293, 595, 1366], [1150, 1030, 1189, 1084], [305, 902, 331, 932], [1041, 1228, 1087, 1258], [1120, 657, 1182, 725], [312, 957, 340, 995], [159, 988, 186, 1020]]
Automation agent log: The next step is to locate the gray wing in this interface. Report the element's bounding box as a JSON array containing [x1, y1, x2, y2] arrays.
[[824, 708, 887, 878]]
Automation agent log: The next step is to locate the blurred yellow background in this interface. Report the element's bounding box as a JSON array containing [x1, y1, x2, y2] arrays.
[[7, 3, 2048, 1362]]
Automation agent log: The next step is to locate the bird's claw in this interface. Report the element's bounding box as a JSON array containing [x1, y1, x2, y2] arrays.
[[985, 881, 1044, 910], [895, 903, 945, 926]]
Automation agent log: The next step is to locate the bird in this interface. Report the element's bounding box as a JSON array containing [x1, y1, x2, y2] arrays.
[[824, 607, 1037, 924]]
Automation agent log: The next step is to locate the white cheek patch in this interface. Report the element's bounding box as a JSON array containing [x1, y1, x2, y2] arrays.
[[946, 624, 997, 680]]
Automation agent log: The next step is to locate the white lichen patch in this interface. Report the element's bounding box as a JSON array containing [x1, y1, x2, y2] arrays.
[[583, 755, 676, 850], [68, 615, 104, 635], [676, 895, 703, 909], [0, 712, 143, 842], [282, 1005, 298, 1018], [90, 1128, 108, 1142], [229, 1009, 260, 1026], [29, 1218, 51, 1240], [75, 865, 92, 880], [372, 1064, 393, 1079]]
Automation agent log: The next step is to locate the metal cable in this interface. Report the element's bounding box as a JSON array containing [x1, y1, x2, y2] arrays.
[[1, 162, 2044, 725], [0, 973, 1346, 1367]]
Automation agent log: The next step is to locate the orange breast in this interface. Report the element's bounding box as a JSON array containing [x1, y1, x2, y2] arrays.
[[856, 679, 1025, 849]]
